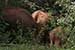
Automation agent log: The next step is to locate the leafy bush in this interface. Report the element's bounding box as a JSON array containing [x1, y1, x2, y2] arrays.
[[0, 0, 75, 49]]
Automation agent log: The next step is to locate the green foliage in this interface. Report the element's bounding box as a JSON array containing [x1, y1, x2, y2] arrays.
[[0, 44, 75, 50], [0, 0, 75, 49]]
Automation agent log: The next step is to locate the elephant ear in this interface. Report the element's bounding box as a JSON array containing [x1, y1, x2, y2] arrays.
[[32, 10, 49, 25], [32, 10, 40, 22]]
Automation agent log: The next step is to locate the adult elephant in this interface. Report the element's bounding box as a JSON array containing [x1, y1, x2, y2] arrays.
[[0, 7, 37, 33]]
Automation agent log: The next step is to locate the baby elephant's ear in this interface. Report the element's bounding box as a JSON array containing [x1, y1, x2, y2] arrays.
[[32, 10, 40, 21], [32, 10, 49, 25]]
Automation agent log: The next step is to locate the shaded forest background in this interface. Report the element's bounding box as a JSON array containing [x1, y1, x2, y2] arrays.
[[0, 0, 75, 50]]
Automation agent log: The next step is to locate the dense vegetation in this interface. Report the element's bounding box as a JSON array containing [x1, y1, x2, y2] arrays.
[[0, 0, 75, 50]]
